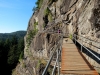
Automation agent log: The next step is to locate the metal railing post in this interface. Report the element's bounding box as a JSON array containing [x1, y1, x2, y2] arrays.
[[57, 49, 60, 75], [81, 37, 82, 52], [42, 34, 63, 75], [52, 50, 58, 75], [81, 44, 82, 52], [98, 49, 100, 58], [73, 34, 100, 61], [42, 45, 57, 75], [75, 34, 76, 44]]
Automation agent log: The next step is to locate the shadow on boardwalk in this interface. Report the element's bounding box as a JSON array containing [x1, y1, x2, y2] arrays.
[[73, 39, 100, 64]]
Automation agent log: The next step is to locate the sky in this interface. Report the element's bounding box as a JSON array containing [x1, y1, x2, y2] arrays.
[[0, 0, 37, 33]]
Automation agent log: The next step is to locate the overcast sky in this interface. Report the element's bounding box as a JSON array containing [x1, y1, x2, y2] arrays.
[[0, 0, 37, 33]]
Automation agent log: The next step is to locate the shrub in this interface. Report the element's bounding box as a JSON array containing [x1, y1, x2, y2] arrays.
[[26, 22, 38, 45], [44, 7, 52, 22], [19, 51, 24, 61], [69, 34, 73, 39], [36, 0, 43, 9], [26, 30, 34, 45], [32, 6, 37, 12], [48, 13, 53, 21], [36, 58, 47, 69], [44, 7, 51, 15], [34, 22, 38, 35]]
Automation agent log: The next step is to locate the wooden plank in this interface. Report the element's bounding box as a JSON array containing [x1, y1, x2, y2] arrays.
[[62, 61, 88, 63], [61, 38, 99, 75], [62, 54, 80, 56], [62, 52, 79, 54], [62, 66, 90, 68], [62, 57, 83, 59], [61, 70, 98, 75], [62, 59, 85, 61], [62, 46, 77, 48], [62, 63, 89, 66]]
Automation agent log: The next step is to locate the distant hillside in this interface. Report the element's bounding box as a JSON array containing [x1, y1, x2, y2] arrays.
[[0, 31, 26, 40]]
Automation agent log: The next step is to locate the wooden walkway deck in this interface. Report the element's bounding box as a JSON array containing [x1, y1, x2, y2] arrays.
[[61, 38, 99, 75]]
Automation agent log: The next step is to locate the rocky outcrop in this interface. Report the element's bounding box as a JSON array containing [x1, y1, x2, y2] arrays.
[[13, 0, 100, 75]]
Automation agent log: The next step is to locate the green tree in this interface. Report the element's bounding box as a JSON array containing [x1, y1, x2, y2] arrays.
[[17, 38, 24, 60], [7, 45, 17, 65], [11, 35, 18, 46], [7, 36, 18, 67], [0, 32, 25, 75]]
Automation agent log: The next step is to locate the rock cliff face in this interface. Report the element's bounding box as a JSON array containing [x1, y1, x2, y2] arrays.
[[13, 0, 100, 75]]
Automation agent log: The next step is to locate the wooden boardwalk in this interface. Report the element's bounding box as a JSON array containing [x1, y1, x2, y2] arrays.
[[61, 38, 99, 75]]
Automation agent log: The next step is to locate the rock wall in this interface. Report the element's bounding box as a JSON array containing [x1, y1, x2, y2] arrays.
[[13, 0, 100, 75]]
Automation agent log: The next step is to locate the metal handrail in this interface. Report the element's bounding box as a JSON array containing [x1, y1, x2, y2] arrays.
[[74, 34, 100, 44], [52, 50, 58, 75], [42, 36, 62, 75], [42, 44, 58, 75], [73, 34, 100, 61]]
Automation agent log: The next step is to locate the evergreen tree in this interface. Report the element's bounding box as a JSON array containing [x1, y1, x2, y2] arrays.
[[0, 34, 25, 75], [17, 38, 24, 59]]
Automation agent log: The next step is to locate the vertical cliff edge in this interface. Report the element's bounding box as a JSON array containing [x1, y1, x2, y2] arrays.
[[13, 0, 100, 75]]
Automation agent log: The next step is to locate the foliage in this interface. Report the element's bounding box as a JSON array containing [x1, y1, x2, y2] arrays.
[[35, 0, 43, 9], [26, 30, 34, 46], [0, 31, 26, 40], [43, 7, 52, 28], [18, 38, 24, 60], [48, 13, 53, 22], [36, 58, 47, 69], [34, 22, 38, 31], [32, 6, 37, 12], [43, 23, 46, 28], [19, 51, 24, 61], [44, 7, 52, 22], [36, 60, 41, 68], [26, 22, 38, 45], [44, 7, 51, 16], [69, 34, 73, 39], [0, 34, 25, 75]]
